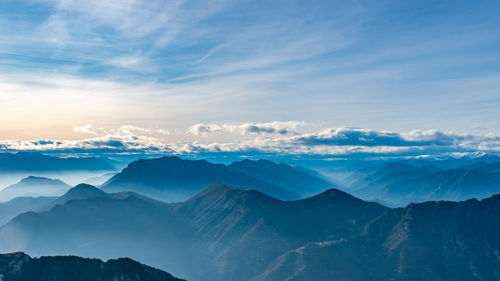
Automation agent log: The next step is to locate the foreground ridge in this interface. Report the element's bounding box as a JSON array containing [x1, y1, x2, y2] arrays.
[[0, 252, 185, 281]]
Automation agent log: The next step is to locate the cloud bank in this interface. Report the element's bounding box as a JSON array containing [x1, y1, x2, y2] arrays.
[[1, 125, 499, 159]]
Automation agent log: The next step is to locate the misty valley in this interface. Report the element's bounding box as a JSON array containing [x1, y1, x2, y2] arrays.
[[0, 152, 499, 280]]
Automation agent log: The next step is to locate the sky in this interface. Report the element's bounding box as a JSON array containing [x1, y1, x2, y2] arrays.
[[0, 0, 500, 158]]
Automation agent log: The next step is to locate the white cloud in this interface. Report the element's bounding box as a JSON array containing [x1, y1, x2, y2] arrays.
[[187, 121, 306, 136], [224, 121, 305, 135], [2, 127, 500, 157], [75, 124, 169, 138], [73, 124, 97, 135], [113, 125, 170, 136], [2, 0, 500, 141], [187, 123, 222, 136]]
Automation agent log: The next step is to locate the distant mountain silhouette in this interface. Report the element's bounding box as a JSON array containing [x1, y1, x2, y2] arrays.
[[0, 152, 114, 173], [465, 161, 500, 177], [256, 194, 500, 281], [0, 252, 184, 281], [382, 168, 500, 203], [101, 156, 328, 200], [228, 159, 332, 196], [0, 196, 56, 225], [83, 172, 117, 186], [349, 161, 500, 206], [403, 155, 500, 169], [0, 176, 70, 201]]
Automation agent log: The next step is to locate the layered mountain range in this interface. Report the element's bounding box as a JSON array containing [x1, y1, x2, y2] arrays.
[[1, 156, 499, 280], [348, 161, 500, 206], [1, 181, 499, 280], [101, 157, 333, 201], [0, 252, 184, 281]]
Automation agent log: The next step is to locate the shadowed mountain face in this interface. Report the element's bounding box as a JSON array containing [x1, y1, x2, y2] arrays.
[[171, 184, 387, 281], [349, 162, 500, 206], [0, 184, 200, 280], [0, 252, 185, 281], [0, 176, 71, 202], [0, 184, 386, 281], [0, 152, 114, 173], [101, 157, 330, 201], [256, 195, 500, 281]]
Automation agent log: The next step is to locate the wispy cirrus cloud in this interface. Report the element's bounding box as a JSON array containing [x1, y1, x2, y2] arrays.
[[73, 125, 170, 137], [1, 0, 500, 140]]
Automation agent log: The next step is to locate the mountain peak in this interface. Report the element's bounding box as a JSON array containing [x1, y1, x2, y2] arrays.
[[160, 156, 183, 161], [306, 188, 355, 201], [230, 158, 277, 168], [190, 183, 253, 200], [207, 183, 241, 192], [300, 188, 388, 213], [103, 156, 299, 201], [0, 175, 71, 201], [182, 184, 278, 213], [0, 251, 28, 259], [19, 176, 66, 185], [51, 184, 108, 207], [66, 184, 107, 197]]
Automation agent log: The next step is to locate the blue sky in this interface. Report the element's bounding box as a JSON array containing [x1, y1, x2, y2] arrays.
[[0, 0, 499, 157]]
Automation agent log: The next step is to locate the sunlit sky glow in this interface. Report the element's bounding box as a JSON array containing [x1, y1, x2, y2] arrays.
[[0, 0, 499, 157]]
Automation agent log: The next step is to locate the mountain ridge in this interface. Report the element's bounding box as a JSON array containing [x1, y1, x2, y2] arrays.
[[0, 176, 71, 202], [0, 252, 185, 281], [101, 156, 331, 201]]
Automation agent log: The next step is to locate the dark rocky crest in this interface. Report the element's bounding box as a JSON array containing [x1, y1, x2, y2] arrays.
[[0, 252, 185, 281]]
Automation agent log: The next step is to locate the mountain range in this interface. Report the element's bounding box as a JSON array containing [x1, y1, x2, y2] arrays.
[[256, 194, 500, 281], [0, 252, 184, 281], [348, 161, 500, 206], [0, 183, 386, 281], [1, 181, 499, 280], [101, 157, 332, 201]]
